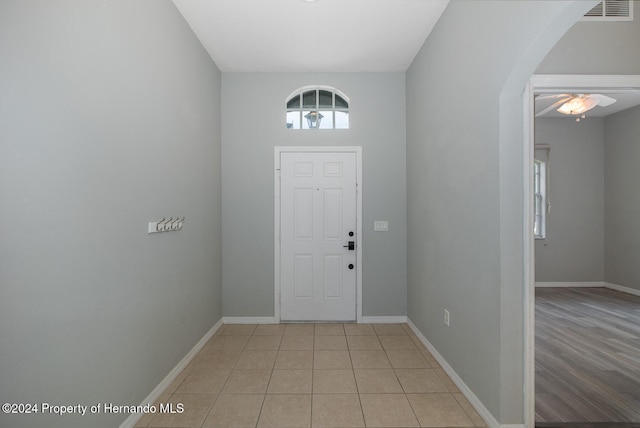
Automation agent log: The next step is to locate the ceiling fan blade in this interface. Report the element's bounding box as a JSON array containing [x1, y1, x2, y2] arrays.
[[535, 93, 570, 100], [588, 94, 617, 106], [582, 97, 599, 110], [535, 97, 571, 117]]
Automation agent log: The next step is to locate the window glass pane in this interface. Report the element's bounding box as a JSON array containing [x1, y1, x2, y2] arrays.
[[319, 90, 333, 108], [533, 160, 545, 238], [318, 111, 334, 129], [303, 90, 316, 109], [335, 111, 349, 129], [534, 195, 542, 236], [335, 94, 348, 109], [286, 111, 300, 129], [287, 95, 300, 109]]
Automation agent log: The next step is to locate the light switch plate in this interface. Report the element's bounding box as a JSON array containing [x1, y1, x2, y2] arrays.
[[374, 220, 389, 232]]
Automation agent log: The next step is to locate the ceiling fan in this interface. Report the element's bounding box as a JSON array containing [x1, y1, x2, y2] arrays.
[[535, 93, 617, 119]]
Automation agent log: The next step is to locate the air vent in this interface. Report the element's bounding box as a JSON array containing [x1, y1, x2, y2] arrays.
[[583, 0, 633, 20]]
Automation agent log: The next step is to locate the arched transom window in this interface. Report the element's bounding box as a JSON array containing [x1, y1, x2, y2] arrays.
[[286, 86, 349, 129]]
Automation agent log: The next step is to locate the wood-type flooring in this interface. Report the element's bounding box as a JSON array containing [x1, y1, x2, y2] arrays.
[[535, 287, 640, 425]]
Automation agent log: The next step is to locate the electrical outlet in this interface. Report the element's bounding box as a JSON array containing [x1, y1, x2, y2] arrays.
[[444, 309, 450, 327]]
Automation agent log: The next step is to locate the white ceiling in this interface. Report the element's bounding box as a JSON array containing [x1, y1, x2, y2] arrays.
[[535, 92, 640, 118], [171, 0, 449, 72]]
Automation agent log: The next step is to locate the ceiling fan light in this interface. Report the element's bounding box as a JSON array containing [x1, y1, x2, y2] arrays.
[[557, 96, 598, 115], [557, 97, 586, 114]]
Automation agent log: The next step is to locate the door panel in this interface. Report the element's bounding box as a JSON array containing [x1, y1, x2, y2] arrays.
[[294, 255, 313, 299], [323, 254, 343, 299], [294, 188, 313, 240], [280, 152, 357, 321], [323, 189, 343, 240]]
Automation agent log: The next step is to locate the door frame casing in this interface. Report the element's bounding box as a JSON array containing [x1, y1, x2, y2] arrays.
[[274, 146, 363, 323], [524, 74, 640, 427]]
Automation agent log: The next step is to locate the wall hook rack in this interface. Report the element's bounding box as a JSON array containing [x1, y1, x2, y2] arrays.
[[148, 217, 185, 234]]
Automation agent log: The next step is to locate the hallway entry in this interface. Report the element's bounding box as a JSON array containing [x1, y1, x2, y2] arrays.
[[275, 147, 361, 322]]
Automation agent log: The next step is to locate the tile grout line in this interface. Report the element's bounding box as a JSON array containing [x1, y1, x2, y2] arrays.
[[253, 327, 271, 428], [384, 333, 422, 428], [208, 326, 247, 428], [349, 329, 366, 428], [310, 333, 314, 428]]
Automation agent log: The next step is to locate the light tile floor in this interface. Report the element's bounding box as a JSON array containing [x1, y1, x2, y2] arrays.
[[135, 323, 487, 428]]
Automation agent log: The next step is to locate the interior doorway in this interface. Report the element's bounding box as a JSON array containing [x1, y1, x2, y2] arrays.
[[525, 74, 640, 426]]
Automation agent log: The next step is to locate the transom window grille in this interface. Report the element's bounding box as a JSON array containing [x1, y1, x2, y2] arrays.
[[286, 87, 349, 130]]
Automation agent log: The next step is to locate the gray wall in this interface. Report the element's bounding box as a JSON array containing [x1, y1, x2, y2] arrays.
[[406, 0, 596, 423], [537, 1, 640, 74], [605, 105, 640, 292], [221, 73, 407, 318], [0, 2, 222, 428], [534, 118, 605, 282]]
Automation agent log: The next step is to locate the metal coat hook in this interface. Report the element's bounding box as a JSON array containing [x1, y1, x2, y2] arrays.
[[148, 216, 186, 234]]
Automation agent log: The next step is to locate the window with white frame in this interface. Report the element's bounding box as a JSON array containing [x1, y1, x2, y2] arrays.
[[286, 86, 349, 130], [533, 159, 547, 239]]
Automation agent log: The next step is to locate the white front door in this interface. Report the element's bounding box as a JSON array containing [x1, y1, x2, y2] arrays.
[[279, 151, 357, 321]]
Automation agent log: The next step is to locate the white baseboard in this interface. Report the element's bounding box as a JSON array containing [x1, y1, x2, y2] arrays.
[[223, 316, 277, 324], [535, 281, 603, 288], [119, 318, 224, 428], [406, 319, 503, 428], [222, 316, 408, 324], [360, 316, 407, 324], [535, 281, 640, 298], [603, 282, 640, 297]]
